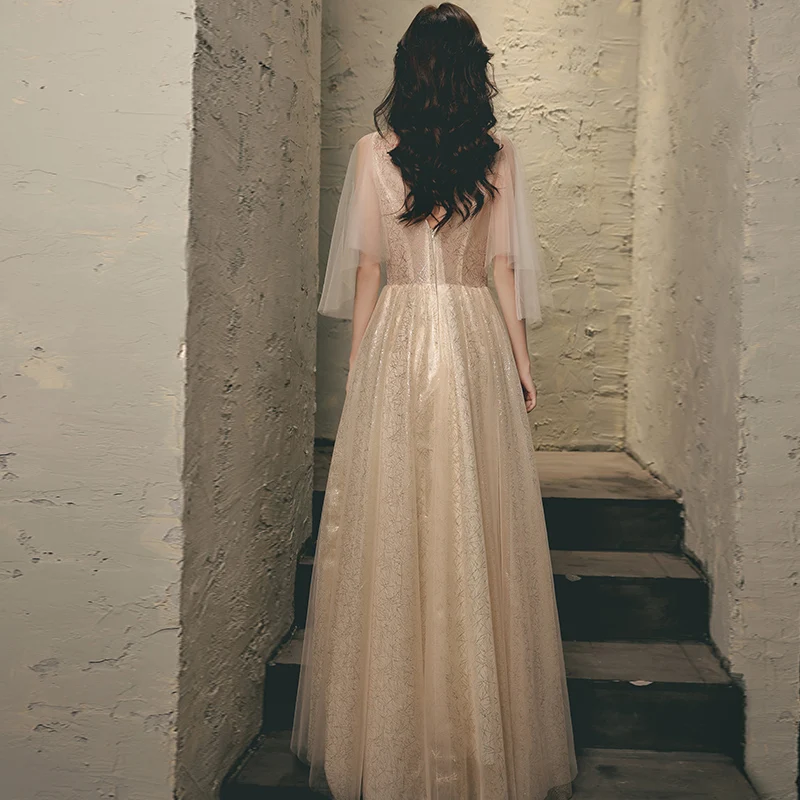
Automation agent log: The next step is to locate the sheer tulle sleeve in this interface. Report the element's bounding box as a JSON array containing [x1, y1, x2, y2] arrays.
[[486, 133, 554, 326], [318, 134, 385, 319]]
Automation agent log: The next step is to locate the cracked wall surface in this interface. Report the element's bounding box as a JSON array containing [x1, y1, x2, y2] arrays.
[[316, 0, 640, 448], [177, 0, 320, 797], [628, 1, 800, 796], [0, 0, 193, 797]]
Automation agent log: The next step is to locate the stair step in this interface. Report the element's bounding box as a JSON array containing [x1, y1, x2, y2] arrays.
[[552, 550, 708, 641], [312, 449, 684, 553], [222, 733, 757, 800], [311, 492, 684, 554], [564, 641, 743, 758], [293, 550, 708, 641], [236, 451, 746, 797], [264, 631, 742, 759], [314, 448, 677, 500], [563, 640, 729, 683], [224, 730, 315, 799], [544, 497, 683, 552], [573, 748, 757, 799]]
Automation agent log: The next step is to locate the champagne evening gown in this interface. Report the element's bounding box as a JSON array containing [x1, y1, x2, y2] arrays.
[[290, 129, 578, 800]]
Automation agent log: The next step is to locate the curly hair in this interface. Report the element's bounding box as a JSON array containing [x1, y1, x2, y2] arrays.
[[373, 3, 502, 233]]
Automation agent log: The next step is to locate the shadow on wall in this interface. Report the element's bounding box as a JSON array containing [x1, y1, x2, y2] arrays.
[[174, 0, 321, 797]]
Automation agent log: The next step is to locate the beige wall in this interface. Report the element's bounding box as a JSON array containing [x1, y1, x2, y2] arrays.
[[3, 1, 798, 797], [316, 0, 640, 448], [735, 1, 800, 794], [0, 0, 193, 797], [628, 1, 800, 796], [0, 0, 321, 795], [177, 0, 320, 797], [628, 0, 748, 650]]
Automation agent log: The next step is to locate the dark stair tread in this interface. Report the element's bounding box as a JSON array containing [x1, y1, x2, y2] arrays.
[[313, 450, 684, 553], [299, 549, 702, 581], [234, 730, 310, 791], [270, 629, 304, 665], [573, 748, 758, 798], [273, 630, 729, 686], [296, 550, 707, 641], [551, 550, 701, 580], [268, 634, 741, 757], [549, 551, 708, 642], [563, 641, 729, 684], [228, 733, 756, 799]]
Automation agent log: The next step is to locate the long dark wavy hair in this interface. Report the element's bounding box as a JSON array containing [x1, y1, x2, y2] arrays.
[[373, 3, 502, 233]]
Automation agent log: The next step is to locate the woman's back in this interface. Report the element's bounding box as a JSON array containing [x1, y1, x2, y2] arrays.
[[370, 129, 494, 289], [319, 128, 552, 325]]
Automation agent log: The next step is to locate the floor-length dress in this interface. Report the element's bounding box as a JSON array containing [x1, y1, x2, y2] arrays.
[[291, 129, 578, 800]]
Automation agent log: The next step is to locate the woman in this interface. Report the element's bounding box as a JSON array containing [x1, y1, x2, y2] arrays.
[[291, 4, 578, 798]]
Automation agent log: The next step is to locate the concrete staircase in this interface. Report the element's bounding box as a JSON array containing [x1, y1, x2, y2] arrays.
[[222, 450, 758, 799]]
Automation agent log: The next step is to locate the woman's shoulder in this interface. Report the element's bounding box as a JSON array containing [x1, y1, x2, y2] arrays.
[[357, 129, 397, 147], [488, 129, 517, 181], [491, 128, 516, 154], [352, 130, 396, 163], [353, 131, 377, 151]]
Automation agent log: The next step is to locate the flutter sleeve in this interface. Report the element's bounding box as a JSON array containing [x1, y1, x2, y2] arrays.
[[485, 133, 554, 326], [317, 133, 385, 319]]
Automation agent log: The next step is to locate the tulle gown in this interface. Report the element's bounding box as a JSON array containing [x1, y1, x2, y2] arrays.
[[290, 129, 578, 800]]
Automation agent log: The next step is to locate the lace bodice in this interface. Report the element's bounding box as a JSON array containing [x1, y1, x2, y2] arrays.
[[369, 131, 492, 289]]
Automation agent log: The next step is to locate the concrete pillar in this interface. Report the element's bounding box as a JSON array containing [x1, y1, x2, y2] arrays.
[[177, 0, 321, 797]]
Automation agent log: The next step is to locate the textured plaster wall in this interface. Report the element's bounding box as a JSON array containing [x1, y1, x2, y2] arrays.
[[316, 0, 640, 448], [628, 1, 800, 797], [0, 1, 193, 798], [735, 2, 800, 795], [177, 0, 320, 797], [628, 0, 748, 651]]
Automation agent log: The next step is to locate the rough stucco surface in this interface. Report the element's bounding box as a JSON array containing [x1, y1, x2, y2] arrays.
[[177, 0, 320, 797], [0, 1, 192, 798], [628, 0, 748, 655], [628, 2, 800, 797], [734, 2, 800, 795], [316, 0, 639, 448]]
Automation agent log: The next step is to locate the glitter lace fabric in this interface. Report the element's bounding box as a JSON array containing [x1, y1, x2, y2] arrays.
[[291, 131, 578, 799]]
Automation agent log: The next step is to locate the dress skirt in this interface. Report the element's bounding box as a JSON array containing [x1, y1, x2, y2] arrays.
[[291, 282, 578, 800]]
